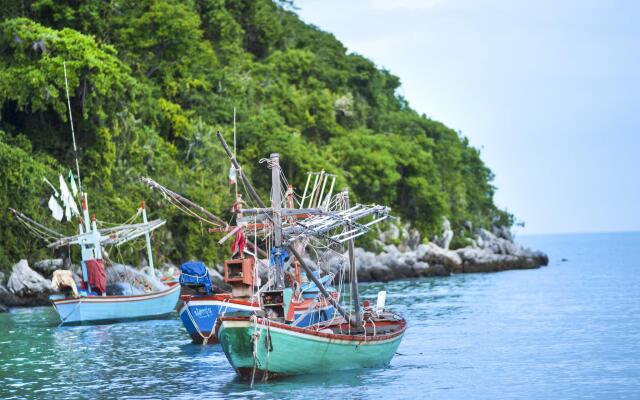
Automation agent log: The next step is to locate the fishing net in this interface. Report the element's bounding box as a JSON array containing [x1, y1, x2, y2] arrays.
[[105, 263, 167, 295]]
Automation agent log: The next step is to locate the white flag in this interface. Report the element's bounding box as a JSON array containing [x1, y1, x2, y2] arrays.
[[69, 170, 78, 196], [48, 195, 63, 221], [59, 174, 79, 221]]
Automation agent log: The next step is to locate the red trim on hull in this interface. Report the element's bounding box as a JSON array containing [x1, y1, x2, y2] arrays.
[[180, 294, 258, 308], [51, 284, 180, 305], [217, 315, 407, 343]]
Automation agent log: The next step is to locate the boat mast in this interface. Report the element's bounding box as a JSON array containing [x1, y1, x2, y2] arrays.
[[63, 61, 82, 195], [343, 188, 362, 327], [270, 153, 285, 289], [141, 201, 155, 276]]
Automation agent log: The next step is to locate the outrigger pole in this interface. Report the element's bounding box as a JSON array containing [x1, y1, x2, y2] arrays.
[[141, 177, 227, 229], [216, 131, 266, 209], [287, 244, 359, 328]]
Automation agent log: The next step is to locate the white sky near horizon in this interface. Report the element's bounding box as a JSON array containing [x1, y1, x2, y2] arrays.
[[295, 0, 640, 235]]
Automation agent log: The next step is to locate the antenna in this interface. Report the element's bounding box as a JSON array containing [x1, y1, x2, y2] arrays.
[[63, 61, 83, 195]]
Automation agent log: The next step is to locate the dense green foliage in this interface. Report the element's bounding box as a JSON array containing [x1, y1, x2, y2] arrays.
[[0, 0, 512, 271]]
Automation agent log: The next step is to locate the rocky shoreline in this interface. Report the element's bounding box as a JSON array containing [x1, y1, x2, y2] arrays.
[[350, 228, 548, 282], [0, 227, 547, 311]]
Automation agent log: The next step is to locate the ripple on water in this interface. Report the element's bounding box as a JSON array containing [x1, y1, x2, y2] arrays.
[[0, 233, 639, 399]]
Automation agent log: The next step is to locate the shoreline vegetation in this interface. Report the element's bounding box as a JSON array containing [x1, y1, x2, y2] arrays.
[[0, 0, 548, 309]]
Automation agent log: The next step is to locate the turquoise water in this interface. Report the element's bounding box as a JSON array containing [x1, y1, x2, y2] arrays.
[[1, 232, 639, 399]]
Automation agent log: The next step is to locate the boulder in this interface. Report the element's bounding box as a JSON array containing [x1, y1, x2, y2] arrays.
[[33, 259, 64, 275], [348, 224, 548, 281], [401, 226, 422, 252], [417, 243, 462, 273], [492, 225, 513, 241], [0, 273, 50, 307], [377, 223, 401, 244], [432, 217, 454, 250], [0, 284, 8, 312], [377, 220, 421, 251], [7, 260, 52, 296]]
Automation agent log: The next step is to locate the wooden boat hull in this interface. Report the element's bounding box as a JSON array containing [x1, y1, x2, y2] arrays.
[[179, 296, 335, 344], [179, 297, 259, 344], [51, 283, 180, 325], [217, 316, 406, 379]]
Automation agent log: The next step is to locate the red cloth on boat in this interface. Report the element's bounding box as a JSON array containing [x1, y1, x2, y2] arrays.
[[232, 229, 246, 256], [85, 259, 106, 295]]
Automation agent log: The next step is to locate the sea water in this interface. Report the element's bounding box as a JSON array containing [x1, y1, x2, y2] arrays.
[[1, 232, 638, 399]]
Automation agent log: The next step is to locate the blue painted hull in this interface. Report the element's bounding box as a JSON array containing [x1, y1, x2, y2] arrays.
[[179, 298, 259, 344], [51, 284, 180, 325], [180, 298, 336, 344]]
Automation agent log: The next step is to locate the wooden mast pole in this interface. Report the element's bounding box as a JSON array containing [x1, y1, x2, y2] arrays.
[[342, 188, 362, 327], [271, 153, 285, 289]]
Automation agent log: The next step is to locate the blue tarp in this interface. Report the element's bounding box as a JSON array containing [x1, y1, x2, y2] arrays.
[[179, 261, 212, 294], [270, 248, 290, 268]]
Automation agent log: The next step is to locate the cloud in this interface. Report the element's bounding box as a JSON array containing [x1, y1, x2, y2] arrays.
[[370, 0, 445, 10]]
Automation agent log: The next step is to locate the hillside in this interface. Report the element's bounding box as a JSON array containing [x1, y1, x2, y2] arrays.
[[0, 0, 513, 271]]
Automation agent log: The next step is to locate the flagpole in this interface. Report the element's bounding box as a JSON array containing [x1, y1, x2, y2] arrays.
[[63, 61, 83, 196]]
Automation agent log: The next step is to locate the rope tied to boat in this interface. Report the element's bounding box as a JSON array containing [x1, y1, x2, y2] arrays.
[[250, 314, 262, 388], [57, 297, 83, 327], [184, 302, 216, 345]]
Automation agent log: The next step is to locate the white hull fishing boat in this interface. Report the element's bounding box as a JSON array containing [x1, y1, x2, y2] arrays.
[[50, 283, 180, 325], [11, 62, 178, 325]]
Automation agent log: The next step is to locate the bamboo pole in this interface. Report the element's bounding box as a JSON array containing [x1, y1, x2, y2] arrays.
[[216, 131, 266, 209], [287, 244, 355, 326], [140, 201, 155, 277], [342, 188, 362, 328]]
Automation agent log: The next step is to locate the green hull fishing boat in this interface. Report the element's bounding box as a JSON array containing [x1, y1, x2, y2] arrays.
[[218, 314, 406, 379], [196, 132, 407, 382]]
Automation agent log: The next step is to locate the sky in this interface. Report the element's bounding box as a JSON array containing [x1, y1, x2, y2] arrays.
[[295, 0, 640, 235]]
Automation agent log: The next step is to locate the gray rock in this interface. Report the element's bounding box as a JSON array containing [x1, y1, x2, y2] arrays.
[[433, 217, 454, 250], [0, 271, 5, 286], [377, 223, 401, 244], [452, 228, 549, 272], [346, 223, 547, 281], [33, 259, 64, 274], [377, 220, 421, 251], [418, 243, 462, 272], [0, 268, 50, 307], [0, 284, 9, 311], [492, 225, 513, 241], [7, 260, 52, 296]]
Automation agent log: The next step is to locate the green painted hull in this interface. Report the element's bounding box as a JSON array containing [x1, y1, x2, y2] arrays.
[[218, 318, 406, 379]]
